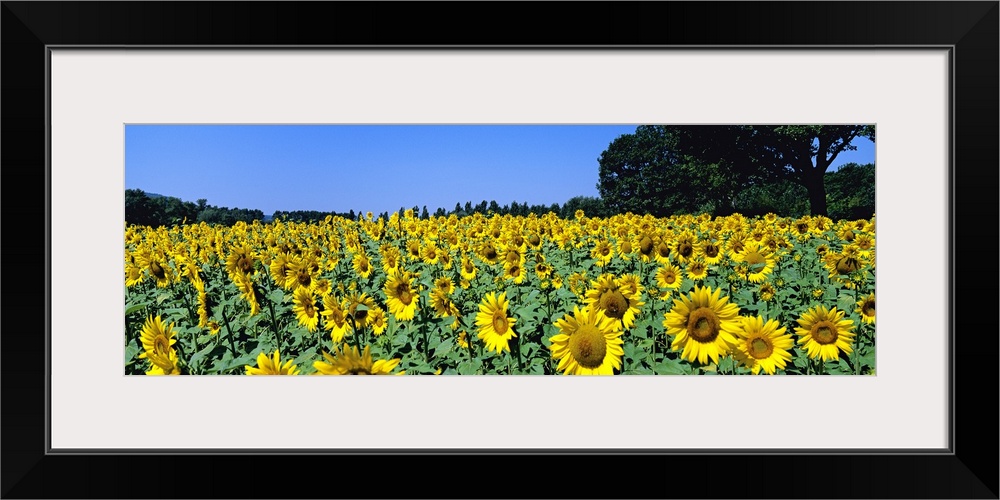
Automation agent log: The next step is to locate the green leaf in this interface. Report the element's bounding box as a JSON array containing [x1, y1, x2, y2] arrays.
[[655, 359, 688, 375], [124, 341, 140, 364], [156, 293, 172, 304], [434, 339, 454, 358], [267, 289, 284, 304], [125, 302, 150, 316], [188, 344, 224, 369]]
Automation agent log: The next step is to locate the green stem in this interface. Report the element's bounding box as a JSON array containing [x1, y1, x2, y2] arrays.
[[220, 305, 238, 357], [264, 280, 283, 349]]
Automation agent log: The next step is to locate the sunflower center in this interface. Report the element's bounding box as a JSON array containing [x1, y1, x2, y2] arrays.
[[811, 321, 838, 344], [304, 303, 315, 317], [639, 237, 653, 255], [492, 311, 509, 335], [621, 241, 632, 254], [664, 271, 676, 284], [508, 265, 520, 277], [396, 285, 413, 305], [529, 234, 540, 246], [691, 263, 706, 275], [153, 335, 170, 356], [745, 251, 765, 265], [705, 245, 719, 258], [656, 242, 671, 258], [150, 261, 165, 279], [601, 246, 610, 256], [600, 291, 628, 319], [485, 248, 497, 260], [464, 262, 474, 273], [862, 299, 875, 317], [237, 255, 252, 273], [346, 367, 373, 375], [687, 307, 721, 343], [297, 271, 311, 287], [514, 235, 524, 247], [836, 257, 860, 275], [506, 252, 519, 265], [678, 242, 693, 258], [359, 261, 369, 272], [747, 337, 773, 359], [568, 324, 607, 369]]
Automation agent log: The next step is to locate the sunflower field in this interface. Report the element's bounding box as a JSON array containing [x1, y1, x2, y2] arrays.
[[124, 210, 875, 375]]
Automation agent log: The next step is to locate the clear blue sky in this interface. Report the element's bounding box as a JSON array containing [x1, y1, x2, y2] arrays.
[[125, 125, 875, 217]]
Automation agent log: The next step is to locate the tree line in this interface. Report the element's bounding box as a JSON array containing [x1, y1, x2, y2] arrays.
[[595, 125, 875, 219], [125, 189, 265, 227]]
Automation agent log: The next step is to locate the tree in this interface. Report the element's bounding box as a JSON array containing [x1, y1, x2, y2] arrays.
[[824, 162, 875, 220], [596, 126, 741, 217], [673, 125, 874, 216], [561, 196, 607, 219]]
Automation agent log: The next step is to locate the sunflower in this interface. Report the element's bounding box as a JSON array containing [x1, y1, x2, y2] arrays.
[[616, 237, 634, 261], [369, 306, 388, 336], [313, 344, 404, 375], [430, 287, 459, 318], [856, 293, 876, 324], [225, 243, 256, 279], [634, 232, 657, 262], [383, 270, 419, 321], [233, 272, 261, 316], [321, 294, 351, 342], [674, 231, 697, 264], [663, 286, 742, 365], [502, 260, 527, 284], [195, 281, 216, 329], [344, 292, 376, 330], [460, 254, 477, 281], [686, 259, 709, 281], [733, 241, 776, 283], [284, 255, 318, 292], [138, 315, 181, 375], [584, 274, 644, 331], [269, 251, 292, 287], [794, 305, 857, 362], [591, 239, 615, 267], [758, 282, 776, 302], [474, 292, 517, 355], [139, 249, 173, 288], [653, 238, 673, 265], [245, 350, 300, 375], [478, 241, 501, 265], [549, 305, 624, 375], [456, 330, 470, 349], [125, 255, 144, 288], [700, 239, 724, 265], [434, 276, 455, 295], [352, 252, 374, 279], [655, 263, 683, 290], [617, 273, 644, 299], [421, 241, 442, 266], [380, 244, 402, 275], [292, 286, 320, 332], [729, 316, 794, 375]]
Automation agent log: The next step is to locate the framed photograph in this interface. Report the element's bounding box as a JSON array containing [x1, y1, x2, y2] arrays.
[[4, 2, 996, 498]]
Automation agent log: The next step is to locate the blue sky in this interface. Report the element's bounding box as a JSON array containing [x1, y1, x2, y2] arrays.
[[125, 125, 875, 217]]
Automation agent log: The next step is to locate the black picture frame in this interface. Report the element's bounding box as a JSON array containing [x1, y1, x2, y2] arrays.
[[3, 2, 996, 498]]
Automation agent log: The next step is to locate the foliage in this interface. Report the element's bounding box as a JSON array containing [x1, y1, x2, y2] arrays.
[[824, 163, 876, 220]]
